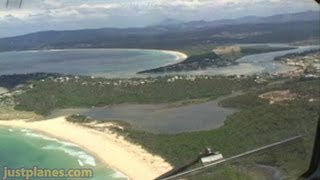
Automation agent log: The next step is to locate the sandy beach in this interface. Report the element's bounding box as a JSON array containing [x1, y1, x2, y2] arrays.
[[0, 117, 173, 180], [0, 87, 8, 94], [160, 50, 188, 62]]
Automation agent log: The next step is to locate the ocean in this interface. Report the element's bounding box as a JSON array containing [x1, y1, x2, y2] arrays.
[[0, 127, 127, 180]]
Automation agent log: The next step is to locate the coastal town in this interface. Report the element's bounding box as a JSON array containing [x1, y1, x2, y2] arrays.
[[275, 50, 320, 77], [0, 48, 319, 117]]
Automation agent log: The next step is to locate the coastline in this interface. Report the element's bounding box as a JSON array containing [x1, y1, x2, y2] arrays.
[[0, 117, 173, 180], [0, 48, 188, 78], [0, 87, 8, 94], [0, 48, 188, 61], [159, 50, 188, 62]]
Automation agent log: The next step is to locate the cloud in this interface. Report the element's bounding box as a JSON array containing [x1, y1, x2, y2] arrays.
[[0, 0, 317, 19], [0, 0, 318, 37]]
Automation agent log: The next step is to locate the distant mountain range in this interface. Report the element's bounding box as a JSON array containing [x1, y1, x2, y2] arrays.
[[0, 11, 319, 52], [154, 11, 320, 30]]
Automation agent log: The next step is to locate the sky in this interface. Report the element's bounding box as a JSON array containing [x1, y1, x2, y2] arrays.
[[0, 0, 319, 38]]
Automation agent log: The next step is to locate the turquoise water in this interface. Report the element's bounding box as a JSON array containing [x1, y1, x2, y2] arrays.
[[0, 127, 127, 180], [0, 49, 179, 78]]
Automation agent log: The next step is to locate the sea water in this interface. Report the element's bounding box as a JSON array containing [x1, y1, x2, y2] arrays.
[[0, 127, 127, 180]]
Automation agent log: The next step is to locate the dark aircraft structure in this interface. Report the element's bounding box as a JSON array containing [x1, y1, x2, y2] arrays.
[[156, 135, 303, 180], [157, 117, 320, 180]]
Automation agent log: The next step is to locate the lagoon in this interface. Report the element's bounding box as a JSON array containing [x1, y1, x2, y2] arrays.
[[0, 49, 183, 78], [49, 93, 240, 134]]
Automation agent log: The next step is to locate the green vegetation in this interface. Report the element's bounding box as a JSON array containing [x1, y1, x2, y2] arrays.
[[175, 44, 218, 56], [0, 73, 59, 89], [240, 46, 295, 56], [182, 53, 221, 63], [219, 92, 268, 109], [13, 75, 258, 115], [110, 78, 319, 179], [189, 166, 257, 180], [7, 73, 320, 178], [138, 52, 235, 73], [214, 45, 296, 62], [139, 46, 295, 74], [0, 106, 41, 120], [66, 114, 94, 123]]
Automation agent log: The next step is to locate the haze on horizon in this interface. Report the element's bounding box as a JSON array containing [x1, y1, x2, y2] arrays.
[[0, 0, 318, 38]]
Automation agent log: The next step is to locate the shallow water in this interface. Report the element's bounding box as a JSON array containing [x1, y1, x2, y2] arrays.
[[236, 45, 320, 73], [0, 127, 127, 179], [166, 45, 320, 76]]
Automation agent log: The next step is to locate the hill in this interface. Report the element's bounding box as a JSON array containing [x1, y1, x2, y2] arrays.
[[0, 11, 319, 52]]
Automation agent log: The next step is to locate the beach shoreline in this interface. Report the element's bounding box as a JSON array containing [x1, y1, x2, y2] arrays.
[[0, 117, 172, 180], [0, 87, 8, 94], [0, 48, 188, 78], [0, 48, 188, 62], [160, 50, 188, 62]]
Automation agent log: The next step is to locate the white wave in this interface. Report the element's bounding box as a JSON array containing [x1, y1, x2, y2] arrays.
[[161, 50, 188, 62], [20, 128, 31, 133], [42, 145, 96, 166], [47, 49, 60, 51], [24, 132, 79, 147], [23, 130, 96, 166], [111, 171, 128, 179], [8, 129, 13, 132], [78, 159, 84, 166]]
